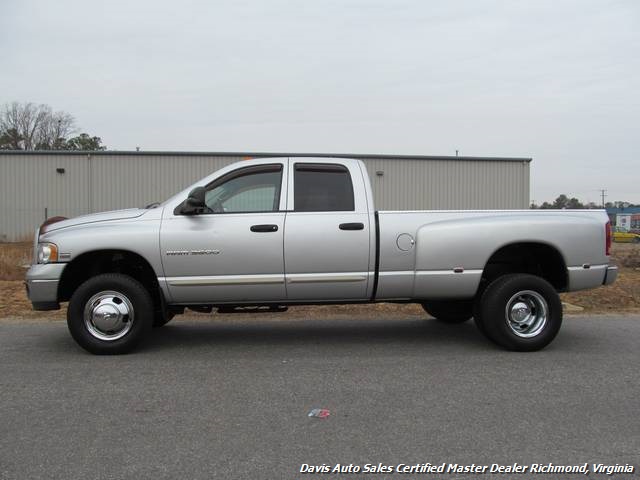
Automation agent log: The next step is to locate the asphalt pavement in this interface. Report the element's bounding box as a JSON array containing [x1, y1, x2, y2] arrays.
[[0, 314, 638, 480]]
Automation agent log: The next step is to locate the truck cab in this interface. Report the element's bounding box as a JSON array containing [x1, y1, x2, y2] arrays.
[[159, 157, 376, 304]]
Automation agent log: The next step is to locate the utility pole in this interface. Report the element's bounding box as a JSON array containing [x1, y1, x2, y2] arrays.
[[599, 189, 607, 208]]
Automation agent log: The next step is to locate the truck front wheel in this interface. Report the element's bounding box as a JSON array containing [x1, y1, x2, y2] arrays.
[[477, 273, 562, 351], [67, 273, 154, 354], [421, 300, 473, 323]]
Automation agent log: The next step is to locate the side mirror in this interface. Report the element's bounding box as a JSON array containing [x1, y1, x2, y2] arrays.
[[180, 186, 206, 215]]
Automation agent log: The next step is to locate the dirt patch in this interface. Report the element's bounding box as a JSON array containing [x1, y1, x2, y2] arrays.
[[560, 268, 640, 313], [2, 242, 639, 319], [559, 243, 640, 313], [0, 280, 65, 319], [0, 242, 32, 281], [611, 242, 640, 268]]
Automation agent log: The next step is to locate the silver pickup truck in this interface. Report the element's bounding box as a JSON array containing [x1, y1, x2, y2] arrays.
[[26, 157, 617, 354]]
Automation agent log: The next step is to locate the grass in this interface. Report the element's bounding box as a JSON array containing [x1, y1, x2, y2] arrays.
[[613, 242, 640, 268], [0, 242, 32, 281]]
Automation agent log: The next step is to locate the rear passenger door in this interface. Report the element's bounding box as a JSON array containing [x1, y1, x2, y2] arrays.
[[283, 159, 372, 301]]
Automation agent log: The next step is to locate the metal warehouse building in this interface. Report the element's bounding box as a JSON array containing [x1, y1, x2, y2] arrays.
[[0, 151, 530, 241]]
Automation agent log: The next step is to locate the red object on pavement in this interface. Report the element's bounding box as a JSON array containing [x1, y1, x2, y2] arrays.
[[308, 408, 331, 419]]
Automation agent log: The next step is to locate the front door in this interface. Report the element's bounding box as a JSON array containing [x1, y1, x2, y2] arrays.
[[160, 163, 287, 304], [284, 160, 372, 301]]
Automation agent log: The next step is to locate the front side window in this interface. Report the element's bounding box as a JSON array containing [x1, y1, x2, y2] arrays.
[[204, 165, 282, 213], [294, 163, 355, 212]]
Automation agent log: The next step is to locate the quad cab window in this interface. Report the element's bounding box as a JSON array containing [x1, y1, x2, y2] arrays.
[[294, 163, 355, 212], [203, 164, 283, 213]]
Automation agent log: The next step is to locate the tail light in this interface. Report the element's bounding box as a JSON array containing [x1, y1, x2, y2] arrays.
[[605, 221, 612, 256]]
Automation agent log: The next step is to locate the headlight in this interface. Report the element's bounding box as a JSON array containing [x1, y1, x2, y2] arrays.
[[37, 243, 59, 264]]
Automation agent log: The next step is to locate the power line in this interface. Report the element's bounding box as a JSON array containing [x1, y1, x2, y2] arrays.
[[599, 189, 607, 208]]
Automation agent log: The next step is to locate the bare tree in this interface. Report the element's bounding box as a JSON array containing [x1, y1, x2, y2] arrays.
[[0, 102, 76, 150]]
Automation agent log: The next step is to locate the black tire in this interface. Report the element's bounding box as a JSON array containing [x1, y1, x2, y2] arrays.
[[477, 273, 562, 351], [473, 297, 486, 334], [67, 273, 154, 354], [153, 311, 175, 328], [421, 300, 473, 323]]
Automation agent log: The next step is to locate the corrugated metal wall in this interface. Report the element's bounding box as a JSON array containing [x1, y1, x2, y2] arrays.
[[363, 157, 529, 210], [88, 154, 240, 211], [1, 154, 89, 241], [0, 152, 530, 241]]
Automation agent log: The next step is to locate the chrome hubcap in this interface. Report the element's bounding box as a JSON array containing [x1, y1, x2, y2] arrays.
[[84, 291, 134, 341], [505, 290, 548, 338]]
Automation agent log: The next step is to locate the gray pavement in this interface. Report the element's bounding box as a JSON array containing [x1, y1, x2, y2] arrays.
[[0, 314, 638, 480]]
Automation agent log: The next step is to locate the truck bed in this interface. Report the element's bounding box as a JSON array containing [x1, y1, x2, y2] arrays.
[[375, 209, 610, 300]]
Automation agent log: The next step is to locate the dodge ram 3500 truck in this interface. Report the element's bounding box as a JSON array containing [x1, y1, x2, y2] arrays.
[[26, 157, 617, 354]]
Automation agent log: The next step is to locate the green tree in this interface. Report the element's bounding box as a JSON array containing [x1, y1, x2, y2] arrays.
[[566, 197, 584, 209], [0, 101, 106, 150], [65, 133, 106, 151], [552, 194, 569, 209], [538, 197, 633, 210], [0, 128, 23, 149], [0, 102, 75, 149]]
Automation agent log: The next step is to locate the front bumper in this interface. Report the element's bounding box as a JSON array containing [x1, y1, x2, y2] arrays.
[[603, 265, 618, 286], [25, 263, 66, 310]]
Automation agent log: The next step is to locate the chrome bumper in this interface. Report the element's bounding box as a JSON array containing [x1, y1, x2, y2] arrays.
[[25, 263, 66, 310], [603, 265, 618, 286]]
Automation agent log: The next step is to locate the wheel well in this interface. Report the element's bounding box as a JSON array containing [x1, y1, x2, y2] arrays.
[[58, 250, 162, 313], [480, 242, 567, 294]]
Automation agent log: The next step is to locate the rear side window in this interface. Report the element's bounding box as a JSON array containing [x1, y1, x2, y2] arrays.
[[294, 163, 355, 212]]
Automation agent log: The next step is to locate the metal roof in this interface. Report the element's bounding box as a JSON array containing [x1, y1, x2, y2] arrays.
[[0, 150, 532, 163], [606, 207, 640, 215]]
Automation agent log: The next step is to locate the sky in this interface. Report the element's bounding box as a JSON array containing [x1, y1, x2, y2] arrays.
[[1, 0, 638, 204]]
